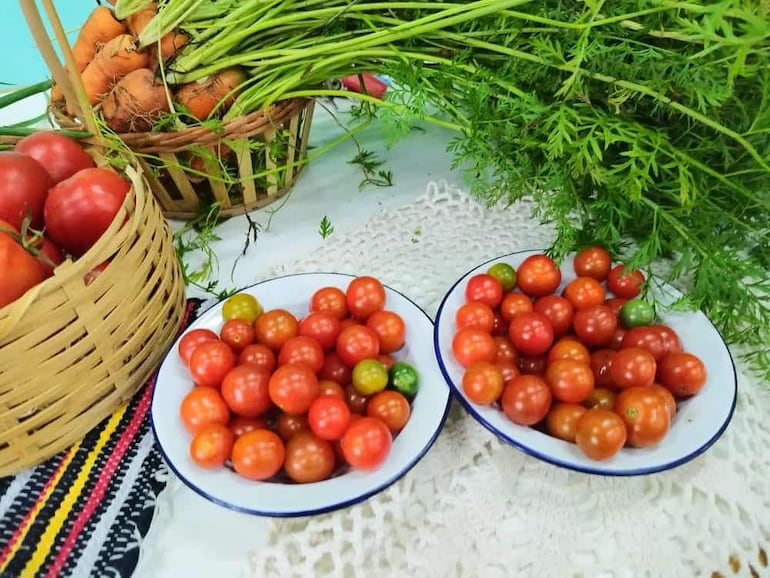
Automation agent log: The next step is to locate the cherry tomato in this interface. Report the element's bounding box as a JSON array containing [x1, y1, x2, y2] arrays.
[[649, 324, 683, 356], [298, 311, 342, 350], [546, 359, 595, 403], [388, 361, 420, 399], [564, 277, 606, 311], [231, 429, 285, 480], [518, 355, 547, 376], [619, 299, 655, 328], [340, 417, 392, 470], [491, 311, 507, 336], [366, 390, 411, 433], [268, 363, 320, 415], [607, 264, 645, 299], [310, 286, 348, 319], [319, 351, 353, 386], [508, 311, 554, 357], [622, 327, 665, 361], [614, 386, 671, 448], [377, 353, 396, 370], [650, 384, 677, 420], [465, 273, 504, 309], [278, 335, 325, 373], [455, 301, 496, 333], [228, 415, 268, 438], [589, 349, 617, 389], [462, 362, 504, 405], [573, 246, 612, 281], [221, 365, 272, 417], [44, 167, 130, 257], [547, 337, 590, 366], [345, 384, 369, 414], [14, 131, 95, 184], [219, 318, 255, 353], [501, 374, 552, 426], [573, 305, 618, 348], [308, 395, 352, 441], [352, 358, 389, 396], [365, 310, 406, 353], [575, 409, 627, 460], [495, 359, 520, 385], [255, 308, 299, 351], [32, 235, 63, 278], [283, 431, 336, 483], [487, 262, 517, 291], [318, 379, 346, 398], [604, 297, 628, 318], [533, 295, 574, 337], [276, 413, 309, 441], [346, 276, 386, 320], [657, 352, 707, 397], [610, 347, 657, 389], [188, 340, 236, 388], [609, 327, 627, 351], [451, 328, 496, 368], [237, 343, 277, 373], [545, 403, 587, 442], [177, 328, 218, 366], [494, 336, 519, 365], [189, 423, 234, 469], [0, 151, 50, 230], [582, 387, 616, 410], [180, 386, 230, 434], [499, 291, 534, 323], [222, 293, 263, 323], [336, 324, 380, 368], [516, 254, 562, 297]]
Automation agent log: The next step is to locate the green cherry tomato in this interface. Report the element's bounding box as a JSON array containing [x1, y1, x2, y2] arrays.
[[389, 361, 419, 398], [487, 262, 517, 292], [620, 298, 655, 328], [352, 358, 389, 396], [222, 293, 264, 323]]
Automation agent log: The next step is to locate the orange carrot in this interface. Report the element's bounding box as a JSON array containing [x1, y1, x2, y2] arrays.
[[101, 68, 170, 132], [174, 67, 247, 120], [126, 3, 157, 37], [159, 30, 188, 62], [70, 6, 127, 72], [80, 34, 149, 105], [188, 143, 234, 175]]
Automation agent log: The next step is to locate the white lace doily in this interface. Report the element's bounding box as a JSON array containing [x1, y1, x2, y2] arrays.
[[143, 182, 770, 578]]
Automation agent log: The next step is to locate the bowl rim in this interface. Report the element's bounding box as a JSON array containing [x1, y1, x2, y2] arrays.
[[432, 249, 738, 477], [151, 271, 453, 517]]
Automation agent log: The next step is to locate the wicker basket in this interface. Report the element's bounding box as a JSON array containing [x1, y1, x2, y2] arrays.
[[0, 0, 186, 476], [48, 8, 315, 220]]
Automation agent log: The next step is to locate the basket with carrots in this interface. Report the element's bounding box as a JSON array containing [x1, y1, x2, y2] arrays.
[[45, 0, 313, 219]]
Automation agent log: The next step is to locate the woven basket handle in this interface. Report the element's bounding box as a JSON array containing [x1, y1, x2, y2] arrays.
[[19, 0, 99, 135]]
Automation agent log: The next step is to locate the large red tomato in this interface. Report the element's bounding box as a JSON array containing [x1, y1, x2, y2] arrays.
[[0, 152, 51, 229], [14, 131, 95, 184], [44, 167, 130, 256], [0, 231, 46, 307]]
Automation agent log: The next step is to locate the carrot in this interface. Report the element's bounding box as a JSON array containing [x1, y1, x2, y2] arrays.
[[188, 143, 234, 175], [126, 3, 157, 37], [70, 6, 127, 72], [101, 68, 170, 132], [80, 34, 149, 105], [174, 67, 247, 120]]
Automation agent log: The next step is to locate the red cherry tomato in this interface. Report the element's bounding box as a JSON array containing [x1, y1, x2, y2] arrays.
[[493, 336, 519, 365], [268, 363, 320, 415], [346, 276, 386, 320], [589, 349, 617, 390], [0, 151, 51, 229], [607, 264, 645, 299], [604, 297, 628, 318], [237, 343, 277, 373], [516, 254, 562, 297], [573, 305, 618, 348], [546, 337, 590, 366], [649, 324, 683, 356], [575, 409, 627, 460], [518, 355, 547, 376], [14, 131, 95, 184], [610, 346, 657, 389], [657, 352, 707, 397], [319, 351, 353, 386], [188, 340, 236, 388], [533, 295, 574, 337], [546, 403, 587, 442], [573, 246, 612, 281], [563, 277, 606, 310], [228, 415, 268, 438], [621, 327, 666, 361], [310, 286, 348, 319], [298, 311, 342, 350], [499, 291, 534, 323], [336, 324, 380, 367], [255, 308, 299, 351], [278, 335, 325, 373], [189, 423, 234, 469], [462, 362, 504, 405], [464, 273, 504, 309], [231, 429, 285, 480], [614, 386, 671, 448], [318, 379, 346, 398], [501, 374, 552, 426], [219, 318, 255, 353], [283, 431, 336, 483], [178, 329, 219, 366], [340, 417, 392, 470], [180, 386, 230, 434], [308, 394, 352, 441], [455, 301, 496, 333], [451, 328, 496, 368], [220, 365, 272, 417], [276, 413, 310, 441], [545, 359, 595, 403], [508, 311, 554, 357], [366, 390, 411, 433], [365, 310, 406, 353]]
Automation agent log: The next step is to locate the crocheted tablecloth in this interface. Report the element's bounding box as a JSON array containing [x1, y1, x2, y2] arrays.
[[136, 182, 770, 578]]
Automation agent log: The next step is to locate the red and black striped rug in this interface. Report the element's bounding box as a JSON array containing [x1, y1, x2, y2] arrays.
[[0, 298, 204, 578]]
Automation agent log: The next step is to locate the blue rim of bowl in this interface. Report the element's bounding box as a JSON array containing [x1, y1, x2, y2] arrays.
[[150, 271, 453, 517], [433, 250, 738, 477]]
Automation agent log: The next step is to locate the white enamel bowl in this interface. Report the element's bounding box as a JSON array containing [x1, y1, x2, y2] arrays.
[[152, 272, 451, 516], [433, 250, 737, 476]]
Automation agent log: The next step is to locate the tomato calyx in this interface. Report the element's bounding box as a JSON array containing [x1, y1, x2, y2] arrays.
[[1, 213, 60, 271]]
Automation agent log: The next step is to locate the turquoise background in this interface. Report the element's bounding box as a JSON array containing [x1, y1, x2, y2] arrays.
[[1, 2, 92, 86]]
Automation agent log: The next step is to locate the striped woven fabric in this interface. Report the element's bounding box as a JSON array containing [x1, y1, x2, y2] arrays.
[[0, 298, 204, 578]]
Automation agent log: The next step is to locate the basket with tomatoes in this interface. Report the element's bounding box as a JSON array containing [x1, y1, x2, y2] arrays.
[[435, 247, 735, 474], [0, 130, 184, 476], [163, 275, 426, 488]]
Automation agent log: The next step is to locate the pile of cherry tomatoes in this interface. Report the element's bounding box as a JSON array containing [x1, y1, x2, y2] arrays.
[[451, 248, 708, 461], [176, 275, 420, 483]]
